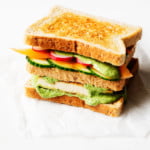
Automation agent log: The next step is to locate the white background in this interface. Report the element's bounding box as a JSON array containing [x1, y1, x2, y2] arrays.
[[0, 0, 150, 149]]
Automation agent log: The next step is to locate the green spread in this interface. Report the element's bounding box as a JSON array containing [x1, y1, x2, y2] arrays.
[[43, 76, 59, 84], [32, 76, 124, 106], [36, 87, 65, 98]]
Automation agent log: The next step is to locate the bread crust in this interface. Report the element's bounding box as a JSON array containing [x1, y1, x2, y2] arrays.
[[25, 82, 124, 117], [122, 29, 142, 47], [26, 62, 125, 91], [25, 35, 76, 52]]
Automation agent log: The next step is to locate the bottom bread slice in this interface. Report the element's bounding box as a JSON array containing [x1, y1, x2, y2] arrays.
[[25, 80, 124, 117]]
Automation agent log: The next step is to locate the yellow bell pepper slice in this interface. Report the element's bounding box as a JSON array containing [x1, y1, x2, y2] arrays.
[[11, 48, 50, 59]]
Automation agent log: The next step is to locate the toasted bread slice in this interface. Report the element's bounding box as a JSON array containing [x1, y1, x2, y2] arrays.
[[25, 6, 142, 66], [26, 58, 138, 91], [25, 80, 124, 117], [26, 62, 125, 91]]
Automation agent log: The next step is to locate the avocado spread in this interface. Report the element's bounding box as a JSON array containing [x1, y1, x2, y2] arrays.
[[32, 76, 124, 106]]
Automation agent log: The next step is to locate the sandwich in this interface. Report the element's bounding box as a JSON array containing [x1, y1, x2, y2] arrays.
[[12, 6, 142, 117]]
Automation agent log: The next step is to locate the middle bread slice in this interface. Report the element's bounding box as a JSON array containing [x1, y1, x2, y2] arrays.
[[27, 62, 125, 91]]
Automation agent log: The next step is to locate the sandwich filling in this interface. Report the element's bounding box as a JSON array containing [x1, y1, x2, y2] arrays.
[[32, 76, 126, 106], [12, 47, 133, 80]]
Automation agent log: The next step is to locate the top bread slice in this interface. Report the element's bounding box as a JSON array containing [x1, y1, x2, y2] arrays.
[[25, 6, 142, 66]]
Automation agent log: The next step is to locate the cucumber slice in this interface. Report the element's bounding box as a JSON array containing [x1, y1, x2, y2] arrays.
[[90, 67, 111, 80], [92, 61, 120, 80], [48, 59, 75, 71], [75, 55, 120, 80], [26, 56, 52, 68], [48, 59, 92, 74], [54, 50, 74, 57], [75, 55, 93, 64], [90, 67, 120, 81]]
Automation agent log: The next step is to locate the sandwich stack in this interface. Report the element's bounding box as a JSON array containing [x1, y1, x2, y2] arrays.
[[12, 6, 142, 116]]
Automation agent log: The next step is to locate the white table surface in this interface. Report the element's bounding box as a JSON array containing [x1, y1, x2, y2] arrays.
[[0, 0, 150, 149]]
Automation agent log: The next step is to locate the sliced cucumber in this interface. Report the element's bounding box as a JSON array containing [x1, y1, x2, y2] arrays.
[[90, 67, 120, 81], [75, 54, 120, 80], [75, 55, 93, 64], [26, 56, 53, 68], [54, 50, 74, 57], [90, 67, 110, 80], [92, 60, 120, 80], [48, 59, 92, 74], [48, 59, 75, 71]]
